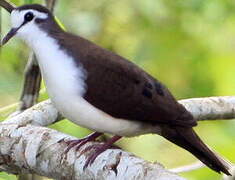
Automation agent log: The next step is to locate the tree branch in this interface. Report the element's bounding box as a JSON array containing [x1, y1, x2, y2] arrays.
[[170, 161, 205, 173], [0, 123, 183, 180], [0, 0, 15, 13], [45, 0, 57, 12], [179, 96, 235, 121], [4, 99, 60, 126], [18, 53, 42, 112]]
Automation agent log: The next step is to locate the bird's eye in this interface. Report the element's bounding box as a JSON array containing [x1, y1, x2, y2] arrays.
[[24, 12, 34, 22]]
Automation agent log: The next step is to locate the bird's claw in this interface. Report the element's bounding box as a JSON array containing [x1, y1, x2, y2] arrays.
[[64, 139, 83, 153], [64, 132, 103, 153], [82, 135, 122, 170], [83, 144, 108, 170]]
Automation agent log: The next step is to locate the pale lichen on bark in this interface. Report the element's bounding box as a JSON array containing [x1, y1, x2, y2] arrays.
[[4, 100, 60, 126], [0, 123, 184, 180], [179, 96, 235, 121]]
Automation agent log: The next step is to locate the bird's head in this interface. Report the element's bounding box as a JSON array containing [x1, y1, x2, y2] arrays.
[[2, 4, 55, 45]]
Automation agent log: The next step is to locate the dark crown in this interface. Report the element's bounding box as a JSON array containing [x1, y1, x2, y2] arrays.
[[16, 4, 51, 14]]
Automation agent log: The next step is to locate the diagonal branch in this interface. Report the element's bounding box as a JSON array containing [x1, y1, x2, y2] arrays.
[[45, 0, 57, 12], [0, 0, 15, 13], [19, 53, 42, 112]]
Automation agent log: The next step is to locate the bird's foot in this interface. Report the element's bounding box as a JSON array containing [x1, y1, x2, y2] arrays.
[[83, 135, 122, 169], [65, 132, 102, 153]]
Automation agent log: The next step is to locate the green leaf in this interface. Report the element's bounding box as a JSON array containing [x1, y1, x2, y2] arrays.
[[55, 16, 66, 31]]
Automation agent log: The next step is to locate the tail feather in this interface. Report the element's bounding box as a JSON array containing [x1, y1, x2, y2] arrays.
[[161, 126, 232, 175]]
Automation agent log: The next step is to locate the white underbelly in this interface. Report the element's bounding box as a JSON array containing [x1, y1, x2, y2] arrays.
[[50, 94, 157, 137]]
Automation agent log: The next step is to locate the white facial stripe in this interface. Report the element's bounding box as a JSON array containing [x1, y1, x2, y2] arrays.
[[29, 10, 48, 19], [11, 9, 48, 28]]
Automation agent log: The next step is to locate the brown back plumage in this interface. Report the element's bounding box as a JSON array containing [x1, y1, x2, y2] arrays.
[[53, 32, 197, 127]]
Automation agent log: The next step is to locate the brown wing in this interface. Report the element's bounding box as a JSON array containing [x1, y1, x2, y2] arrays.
[[55, 32, 196, 127]]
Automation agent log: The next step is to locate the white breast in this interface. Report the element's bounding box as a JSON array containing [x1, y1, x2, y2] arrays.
[[23, 27, 159, 137]]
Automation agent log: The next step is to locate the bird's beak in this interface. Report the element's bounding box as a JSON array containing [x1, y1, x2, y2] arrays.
[[1, 26, 21, 46], [0, 1, 16, 45]]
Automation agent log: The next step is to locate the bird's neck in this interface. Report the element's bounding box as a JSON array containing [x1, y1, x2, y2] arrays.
[[25, 28, 87, 100]]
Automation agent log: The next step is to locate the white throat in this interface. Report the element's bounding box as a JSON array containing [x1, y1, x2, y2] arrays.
[[22, 27, 87, 99]]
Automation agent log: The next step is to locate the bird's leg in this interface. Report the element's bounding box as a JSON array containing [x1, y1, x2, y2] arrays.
[[83, 135, 122, 169], [65, 132, 103, 153]]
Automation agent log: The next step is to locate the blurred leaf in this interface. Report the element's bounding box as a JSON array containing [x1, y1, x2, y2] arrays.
[[10, 0, 21, 6], [24, 0, 34, 4], [0, 172, 17, 180], [55, 16, 66, 31]]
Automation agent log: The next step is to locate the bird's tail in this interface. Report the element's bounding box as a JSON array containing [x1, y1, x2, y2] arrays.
[[161, 126, 232, 175]]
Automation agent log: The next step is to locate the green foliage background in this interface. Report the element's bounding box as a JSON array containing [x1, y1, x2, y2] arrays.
[[0, 0, 235, 179]]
